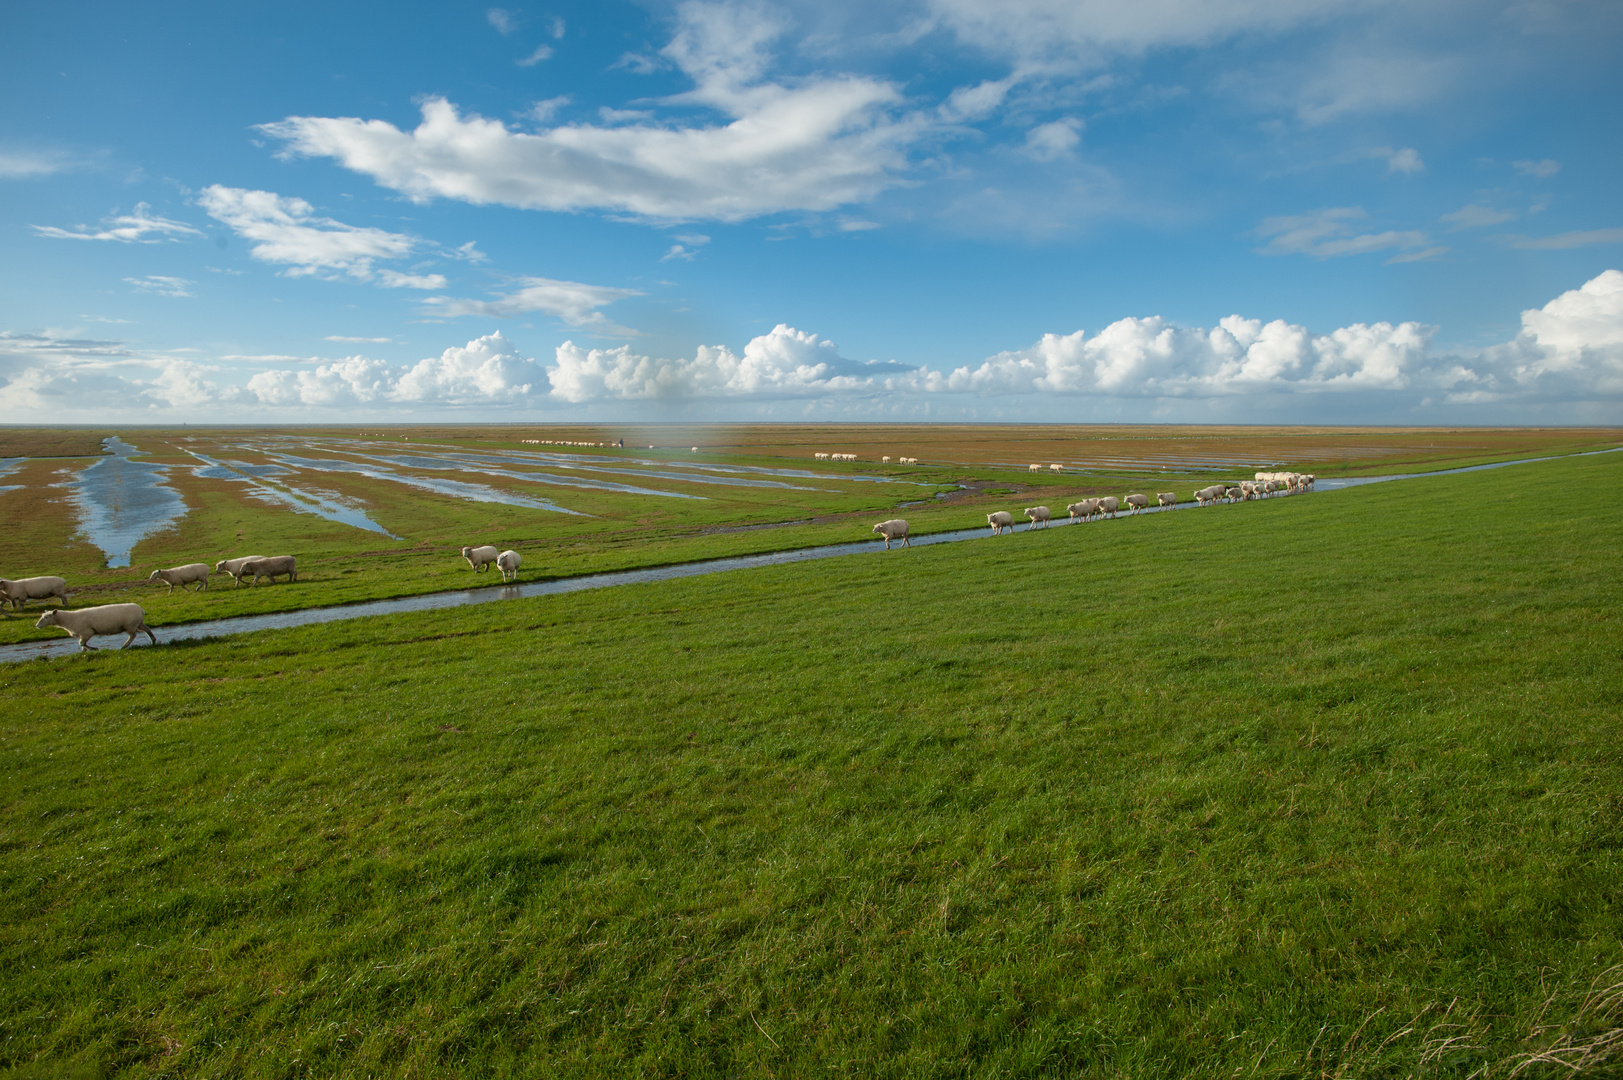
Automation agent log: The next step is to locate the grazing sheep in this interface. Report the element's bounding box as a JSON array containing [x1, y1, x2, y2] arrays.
[[148, 563, 210, 594], [461, 545, 500, 572], [1024, 506, 1052, 529], [239, 555, 297, 585], [1126, 493, 1150, 514], [36, 603, 155, 651], [1068, 498, 1101, 522], [0, 576, 69, 611], [1157, 492, 1177, 508], [214, 556, 266, 587], [496, 549, 522, 583], [872, 519, 910, 549], [988, 510, 1015, 535], [1098, 496, 1120, 518]]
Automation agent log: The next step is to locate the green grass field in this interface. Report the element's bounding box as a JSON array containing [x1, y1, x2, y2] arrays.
[[2, 450, 1621, 1077]]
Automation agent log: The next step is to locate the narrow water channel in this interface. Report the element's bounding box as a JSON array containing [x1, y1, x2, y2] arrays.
[[5, 446, 1617, 664]]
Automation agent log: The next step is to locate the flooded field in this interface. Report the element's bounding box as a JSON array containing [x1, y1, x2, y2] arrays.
[[63, 436, 187, 568], [0, 424, 1614, 641]]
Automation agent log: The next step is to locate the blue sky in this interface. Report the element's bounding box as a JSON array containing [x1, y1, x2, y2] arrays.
[[3, 0, 1620, 423]]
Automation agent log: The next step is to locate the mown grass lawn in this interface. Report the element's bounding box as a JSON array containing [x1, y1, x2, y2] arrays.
[[1, 452, 1619, 1077]]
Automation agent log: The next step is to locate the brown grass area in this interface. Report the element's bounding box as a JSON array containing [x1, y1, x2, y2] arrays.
[[354, 423, 1622, 475], [0, 429, 110, 459]]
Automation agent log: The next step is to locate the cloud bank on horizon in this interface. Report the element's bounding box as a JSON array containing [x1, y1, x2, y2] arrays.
[[3, 0, 1621, 423], [4, 270, 1618, 422]]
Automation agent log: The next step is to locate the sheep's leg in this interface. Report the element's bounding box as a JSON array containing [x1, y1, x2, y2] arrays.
[[142, 625, 156, 645]]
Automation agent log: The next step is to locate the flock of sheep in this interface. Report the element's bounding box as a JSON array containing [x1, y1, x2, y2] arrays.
[[4, 542, 528, 652], [873, 471, 1317, 547], [10, 467, 1316, 652]]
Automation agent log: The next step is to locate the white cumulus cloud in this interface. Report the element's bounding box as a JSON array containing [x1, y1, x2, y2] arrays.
[[258, 3, 922, 222], [246, 332, 546, 407], [197, 185, 419, 280], [547, 323, 904, 401]]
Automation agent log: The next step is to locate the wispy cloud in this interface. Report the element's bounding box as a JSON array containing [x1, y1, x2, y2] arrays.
[[1369, 146, 1424, 174], [422, 276, 642, 332], [325, 335, 394, 343], [33, 203, 202, 243], [1509, 228, 1623, 250], [125, 275, 195, 298], [1255, 207, 1432, 260], [1513, 158, 1560, 178], [378, 269, 449, 289], [0, 148, 77, 179], [1441, 204, 1515, 229], [487, 7, 516, 35], [517, 44, 553, 66]]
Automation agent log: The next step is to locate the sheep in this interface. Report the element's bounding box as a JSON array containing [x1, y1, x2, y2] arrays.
[[1157, 492, 1177, 508], [1225, 487, 1243, 502], [214, 555, 266, 587], [872, 519, 910, 549], [148, 563, 211, 594], [1126, 493, 1150, 514], [814, 452, 830, 460], [0, 576, 69, 611], [239, 555, 297, 585], [1068, 499, 1101, 522], [496, 549, 522, 583], [1024, 506, 1052, 529], [1050, 464, 1063, 472], [988, 510, 1015, 535], [882, 455, 891, 462], [1098, 496, 1120, 518], [1194, 485, 1223, 506], [461, 545, 500, 572], [36, 603, 155, 651], [1028, 464, 1042, 472]]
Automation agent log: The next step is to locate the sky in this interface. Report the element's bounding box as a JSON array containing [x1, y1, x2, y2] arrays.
[[2, 0, 1621, 425]]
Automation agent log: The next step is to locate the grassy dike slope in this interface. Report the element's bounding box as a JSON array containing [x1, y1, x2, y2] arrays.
[[2, 453, 1620, 1078]]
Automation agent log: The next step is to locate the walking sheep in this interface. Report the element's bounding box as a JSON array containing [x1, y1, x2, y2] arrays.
[[1068, 499, 1101, 522], [1157, 492, 1177, 508], [214, 556, 265, 586], [461, 545, 500, 572], [988, 511, 1015, 535], [0, 576, 69, 611], [496, 549, 522, 583], [148, 563, 211, 593], [872, 519, 910, 549], [36, 604, 156, 651], [239, 556, 297, 585], [1126, 494, 1150, 515], [1024, 506, 1052, 529], [1098, 496, 1120, 518]]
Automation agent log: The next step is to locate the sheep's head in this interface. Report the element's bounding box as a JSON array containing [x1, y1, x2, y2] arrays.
[[213, 560, 226, 572], [460, 546, 473, 557], [872, 523, 883, 533], [148, 570, 162, 583], [36, 611, 59, 629]]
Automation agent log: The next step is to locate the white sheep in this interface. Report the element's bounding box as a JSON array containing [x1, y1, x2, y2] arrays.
[[1157, 492, 1176, 508], [1029, 464, 1042, 472], [882, 455, 891, 462], [1225, 487, 1243, 502], [814, 452, 830, 460], [148, 563, 211, 593], [1049, 464, 1063, 472], [36, 603, 156, 651], [1024, 506, 1051, 529], [1098, 496, 1120, 518], [1125, 493, 1150, 514], [239, 556, 297, 585], [461, 545, 500, 572], [872, 519, 910, 549], [0, 576, 69, 611], [497, 549, 522, 583], [1068, 499, 1100, 522], [988, 510, 1015, 535], [214, 556, 266, 587]]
